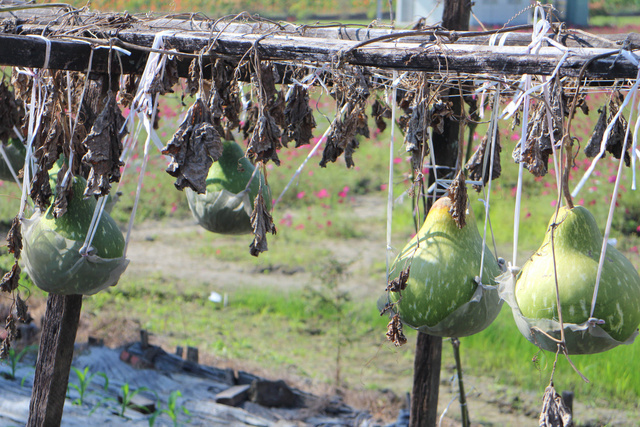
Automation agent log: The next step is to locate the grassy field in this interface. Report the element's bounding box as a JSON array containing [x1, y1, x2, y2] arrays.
[[2, 70, 640, 423]]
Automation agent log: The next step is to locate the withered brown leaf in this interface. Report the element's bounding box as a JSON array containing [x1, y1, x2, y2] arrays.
[[282, 84, 316, 148], [0, 261, 20, 292], [162, 98, 223, 193], [186, 57, 200, 97], [0, 79, 24, 141], [248, 107, 282, 166], [6, 216, 22, 259], [16, 293, 30, 323], [5, 315, 16, 342], [371, 99, 392, 133], [29, 168, 52, 213], [448, 170, 467, 229], [386, 266, 410, 293], [539, 383, 572, 427], [465, 127, 502, 191], [0, 339, 9, 359], [386, 314, 407, 347], [320, 105, 367, 168], [82, 93, 127, 197], [53, 164, 74, 219], [584, 99, 632, 166], [249, 192, 277, 257]]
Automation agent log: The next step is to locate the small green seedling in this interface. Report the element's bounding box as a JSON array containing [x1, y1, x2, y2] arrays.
[[148, 390, 191, 427], [68, 366, 109, 406]]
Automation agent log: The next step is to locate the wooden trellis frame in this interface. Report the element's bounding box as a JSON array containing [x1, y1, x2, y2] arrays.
[[1, 3, 640, 427]]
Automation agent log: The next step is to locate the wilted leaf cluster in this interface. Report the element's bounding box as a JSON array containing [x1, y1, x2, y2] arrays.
[[162, 97, 222, 193]]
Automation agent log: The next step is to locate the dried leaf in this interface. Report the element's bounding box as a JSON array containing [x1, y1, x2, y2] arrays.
[[282, 84, 316, 148], [0, 261, 20, 292], [585, 98, 631, 166], [429, 100, 454, 135], [249, 192, 277, 257], [386, 266, 410, 293], [162, 98, 223, 193], [386, 314, 407, 347], [0, 79, 24, 141], [149, 56, 179, 95], [371, 99, 392, 133], [186, 58, 200, 96], [584, 106, 607, 158], [52, 164, 74, 219], [448, 170, 467, 229], [16, 293, 29, 323], [29, 168, 52, 213], [6, 216, 22, 259], [404, 102, 428, 172], [320, 105, 367, 168], [118, 74, 137, 109], [82, 93, 127, 197], [5, 315, 16, 342], [248, 107, 282, 166], [0, 339, 8, 359], [465, 128, 502, 191], [539, 383, 572, 427]]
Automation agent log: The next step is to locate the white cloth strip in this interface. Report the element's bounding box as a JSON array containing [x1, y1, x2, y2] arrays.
[[385, 70, 398, 281]]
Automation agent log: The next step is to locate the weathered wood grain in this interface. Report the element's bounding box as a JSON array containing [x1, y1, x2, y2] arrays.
[[27, 294, 82, 427]]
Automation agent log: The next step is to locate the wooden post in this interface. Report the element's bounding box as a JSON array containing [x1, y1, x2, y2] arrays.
[[409, 1, 470, 426], [28, 294, 83, 427]]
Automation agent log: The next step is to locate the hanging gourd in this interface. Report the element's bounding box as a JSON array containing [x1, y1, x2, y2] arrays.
[[22, 175, 128, 295], [387, 196, 503, 338], [0, 139, 24, 181], [509, 205, 640, 354], [185, 140, 271, 235]]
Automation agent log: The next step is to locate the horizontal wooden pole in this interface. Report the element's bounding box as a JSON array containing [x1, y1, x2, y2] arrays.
[[0, 10, 638, 79]]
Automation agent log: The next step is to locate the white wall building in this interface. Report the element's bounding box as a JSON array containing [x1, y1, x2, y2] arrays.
[[396, 0, 589, 27]]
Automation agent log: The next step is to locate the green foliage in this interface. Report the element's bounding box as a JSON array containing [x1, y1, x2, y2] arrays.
[[1, 346, 33, 380], [68, 367, 109, 406], [118, 383, 151, 417], [148, 390, 191, 427]]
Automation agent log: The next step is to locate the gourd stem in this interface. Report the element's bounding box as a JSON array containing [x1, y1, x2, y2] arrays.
[[451, 338, 470, 427], [562, 137, 574, 209]]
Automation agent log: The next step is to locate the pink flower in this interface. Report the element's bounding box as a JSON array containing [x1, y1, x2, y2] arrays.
[[380, 184, 388, 191], [316, 189, 330, 199], [631, 246, 639, 253], [297, 191, 305, 199], [578, 198, 585, 205], [393, 157, 403, 164], [170, 203, 177, 214], [338, 186, 350, 198], [326, 220, 332, 227], [608, 175, 617, 183], [510, 187, 517, 197], [280, 214, 293, 227], [511, 133, 520, 141], [295, 224, 305, 230], [636, 225, 640, 233], [525, 212, 531, 219], [551, 200, 557, 207]]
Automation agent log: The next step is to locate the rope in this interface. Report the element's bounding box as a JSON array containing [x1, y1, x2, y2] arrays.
[[26, 35, 51, 70]]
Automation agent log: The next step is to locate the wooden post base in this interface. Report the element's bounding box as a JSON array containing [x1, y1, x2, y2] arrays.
[[28, 294, 83, 427]]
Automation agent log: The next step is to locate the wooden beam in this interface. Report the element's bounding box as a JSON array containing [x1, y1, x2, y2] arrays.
[[0, 19, 636, 79], [28, 294, 83, 427]]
